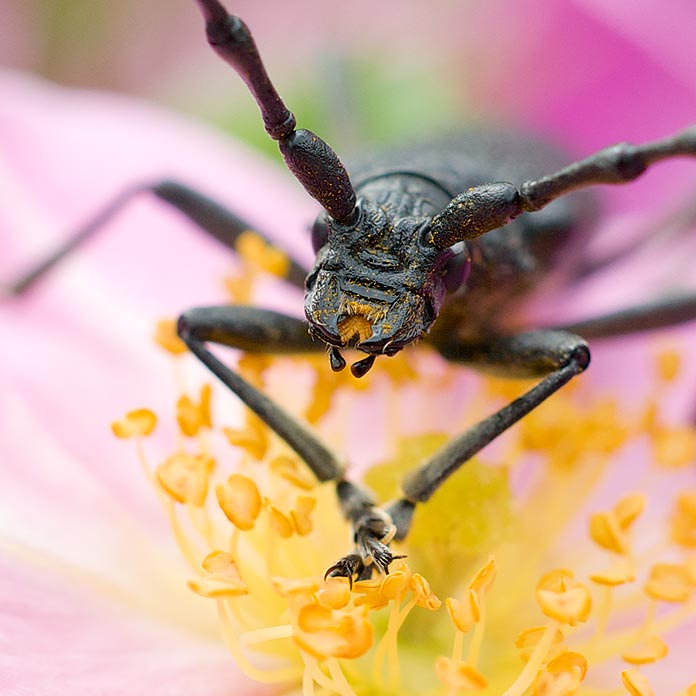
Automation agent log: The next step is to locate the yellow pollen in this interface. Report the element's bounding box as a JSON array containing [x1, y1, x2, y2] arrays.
[[215, 474, 261, 530], [176, 384, 212, 437], [337, 313, 373, 344], [156, 452, 214, 506], [317, 577, 351, 610], [235, 230, 290, 278], [644, 563, 694, 602], [290, 495, 316, 536], [528, 651, 588, 695], [435, 657, 487, 691], [111, 408, 157, 438], [514, 625, 565, 663], [622, 668, 655, 696], [266, 501, 295, 538], [590, 558, 636, 586], [621, 634, 669, 664], [269, 455, 316, 490], [445, 592, 480, 633], [153, 318, 188, 355], [188, 551, 249, 598], [223, 420, 269, 461], [536, 570, 592, 626], [672, 491, 696, 548], [656, 347, 682, 383]]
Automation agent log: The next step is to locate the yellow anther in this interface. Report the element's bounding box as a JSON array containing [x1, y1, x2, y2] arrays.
[[590, 558, 636, 586], [215, 474, 261, 530], [270, 576, 319, 599], [514, 625, 564, 663], [652, 426, 696, 468], [671, 491, 696, 548], [537, 569, 575, 592], [304, 371, 336, 424], [589, 511, 629, 554], [621, 668, 654, 696], [269, 455, 315, 490], [238, 354, 273, 388], [293, 604, 374, 659], [378, 568, 411, 599], [529, 651, 588, 695], [352, 578, 390, 610], [188, 550, 249, 598], [644, 563, 693, 602], [111, 408, 157, 438], [223, 423, 268, 461], [317, 577, 351, 610], [337, 314, 373, 344], [290, 495, 316, 536], [656, 348, 681, 383], [409, 573, 442, 610], [614, 493, 646, 529], [153, 318, 188, 355], [266, 502, 294, 538], [621, 635, 669, 664], [435, 656, 487, 691], [176, 384, 212, 437], [235, 230, 290, 278], [469, 556, 496, 596], [536, 570, 591, 626], [156, 452, 214, 506], [445, 591, 480, 633]]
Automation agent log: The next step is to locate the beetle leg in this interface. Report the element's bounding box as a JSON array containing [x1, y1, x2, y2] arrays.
[[178, 305, 404, 579], [552, 294, 696, 339], [5, 179, 308, 295], [386, 330, 590, 539], [177, 305, 345, 483]]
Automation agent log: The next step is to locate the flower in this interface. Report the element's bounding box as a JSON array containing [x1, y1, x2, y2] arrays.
[[2, 0, 696, 693]]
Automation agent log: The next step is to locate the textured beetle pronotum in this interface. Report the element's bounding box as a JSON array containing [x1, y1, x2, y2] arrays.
[[8, 0, 696, 584]]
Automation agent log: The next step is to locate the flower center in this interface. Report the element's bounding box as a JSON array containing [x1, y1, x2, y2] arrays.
[[111, 253, 696, 695]]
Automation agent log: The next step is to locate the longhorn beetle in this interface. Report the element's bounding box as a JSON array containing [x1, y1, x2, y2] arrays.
[[9, 0, 696, 584]]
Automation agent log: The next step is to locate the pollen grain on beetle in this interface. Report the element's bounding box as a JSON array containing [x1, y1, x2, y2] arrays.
[[114, 279, 696, 696]]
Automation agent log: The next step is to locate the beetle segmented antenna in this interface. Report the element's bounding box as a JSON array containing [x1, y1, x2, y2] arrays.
[[194, 0, 357, 223]]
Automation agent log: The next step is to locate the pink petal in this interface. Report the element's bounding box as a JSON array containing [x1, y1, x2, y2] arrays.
[[0, 557, 262, 696]]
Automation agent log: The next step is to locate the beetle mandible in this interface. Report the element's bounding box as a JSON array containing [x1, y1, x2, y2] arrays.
[[9, 0, 696, 584]]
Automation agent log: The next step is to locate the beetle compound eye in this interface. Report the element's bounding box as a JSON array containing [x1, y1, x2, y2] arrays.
[[311, 215, 329, 253], [443, 243, 471, 294]]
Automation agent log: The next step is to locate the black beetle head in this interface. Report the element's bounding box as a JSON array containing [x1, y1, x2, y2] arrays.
[[305, 199, 470, 376]]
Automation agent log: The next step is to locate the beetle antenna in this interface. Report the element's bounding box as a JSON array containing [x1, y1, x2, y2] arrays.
[[194, 0, 357, 223]]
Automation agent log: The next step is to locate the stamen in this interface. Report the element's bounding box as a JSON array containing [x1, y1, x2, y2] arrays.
[[111, 408, 157, 438], [235, 230, 290, 278], [216, 474, 262, 530], [622, 668, 654, 696], [621, 635, 669, 664], [154, 318, 188, 355]]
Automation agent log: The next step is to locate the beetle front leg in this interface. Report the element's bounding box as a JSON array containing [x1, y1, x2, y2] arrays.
[[177, 305, 344, 482], [386, 330, 590, 540]]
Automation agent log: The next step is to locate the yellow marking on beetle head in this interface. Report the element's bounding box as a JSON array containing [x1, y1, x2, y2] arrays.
[[338, 314, 373, 344]]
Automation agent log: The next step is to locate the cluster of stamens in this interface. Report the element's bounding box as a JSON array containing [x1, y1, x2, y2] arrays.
[[109, 241, 696, 695]]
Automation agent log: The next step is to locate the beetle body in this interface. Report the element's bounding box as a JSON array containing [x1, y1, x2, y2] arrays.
[[308, 131, 589, 368]]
